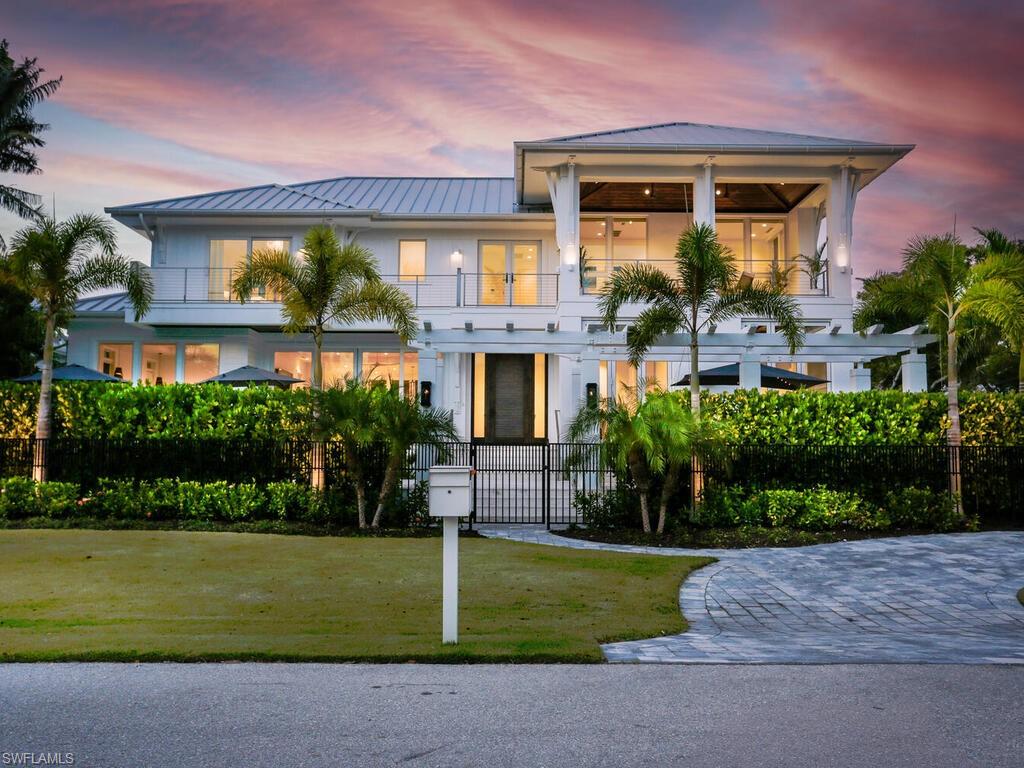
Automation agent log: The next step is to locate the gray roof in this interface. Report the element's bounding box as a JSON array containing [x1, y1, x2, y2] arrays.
[[75, 292, 130, 315], [525, 122, 911, 152], [108, 177, 516, 217]]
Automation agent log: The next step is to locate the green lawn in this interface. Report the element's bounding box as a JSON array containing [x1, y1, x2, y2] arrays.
[[0, 530, 710, 662]]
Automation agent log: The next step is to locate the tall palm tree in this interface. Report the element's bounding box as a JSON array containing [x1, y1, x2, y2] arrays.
[[233, 225, 417, 390], [855, 234, 993, 446], [599, 223, 804, 417], [571, 390, 707, 533], [6, 214, 152, 478], [0, 40, 62, 222]]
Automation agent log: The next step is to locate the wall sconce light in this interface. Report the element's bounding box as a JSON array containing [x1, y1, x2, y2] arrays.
[[586, 383, 599, 408], [450, 249, 463, 269], [419, 381, 432, 408], [563, 241, 577, 267], [835, 236, 850, 273]]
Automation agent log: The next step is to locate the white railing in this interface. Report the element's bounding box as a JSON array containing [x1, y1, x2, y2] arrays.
[[580, 259, 829, 297], [150, 268, 559, 308]]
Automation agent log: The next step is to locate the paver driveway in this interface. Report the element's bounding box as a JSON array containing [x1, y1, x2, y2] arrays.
[[480, 527, 1024, 663]]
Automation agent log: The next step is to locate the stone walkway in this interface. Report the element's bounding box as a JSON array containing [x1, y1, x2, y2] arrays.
[[479, 526, 1024, 664]]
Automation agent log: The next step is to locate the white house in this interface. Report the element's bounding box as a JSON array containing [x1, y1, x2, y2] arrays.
[[69, 122, 934, 442]]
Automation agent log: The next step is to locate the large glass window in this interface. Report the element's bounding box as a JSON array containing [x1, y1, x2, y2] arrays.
[[183, 343, 219, 383], [274, 350, 354, 388], [399, 240, 426, 282], [579, 217, 647, 292], [98, 343, 133, 381], [141, 344, 175, 385], [208, 240, 247, 301], [716, 217, 788, 289], [361, 351, 417, 397], [250, 239, 290, 300], [643, 361, 669, 392]]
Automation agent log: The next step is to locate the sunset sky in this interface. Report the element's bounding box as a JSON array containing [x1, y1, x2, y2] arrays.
[[2, 0, 1021, 276]]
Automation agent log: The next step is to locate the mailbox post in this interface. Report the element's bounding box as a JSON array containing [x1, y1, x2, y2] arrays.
[[428, 465, 472, 644]]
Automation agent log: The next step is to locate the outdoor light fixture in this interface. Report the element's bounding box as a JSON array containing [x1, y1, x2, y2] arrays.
[[420, 381, 432, 407], [423, 321, 432, 332], [586, 382, 599, 408], [546, 322, 556, 333], [643, 186, 651, 196], [450, 249, 463, 268], [715, 188, 722, 196], [836, 235, 850, 272]]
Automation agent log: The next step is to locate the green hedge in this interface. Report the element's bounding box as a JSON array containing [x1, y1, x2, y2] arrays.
[[4, 382, 1024, 444], [0, 382, 311, 439], [0, 476, 430, 529], [701, 389, 1024, 446], [692, 485, 962, 532]]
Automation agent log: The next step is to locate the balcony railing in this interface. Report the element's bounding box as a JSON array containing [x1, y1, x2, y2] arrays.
[[580, 259, 829, 297], [150, 268, 559, 308]]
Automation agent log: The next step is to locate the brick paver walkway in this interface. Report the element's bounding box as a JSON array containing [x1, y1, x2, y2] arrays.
[[479, 526, 1024, 663]]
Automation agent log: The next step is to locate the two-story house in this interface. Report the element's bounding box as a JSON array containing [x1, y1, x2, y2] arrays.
[[68, 123, 934, 442]]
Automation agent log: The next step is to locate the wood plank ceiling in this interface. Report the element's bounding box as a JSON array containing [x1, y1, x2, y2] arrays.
[[578, 182, 817, 213]]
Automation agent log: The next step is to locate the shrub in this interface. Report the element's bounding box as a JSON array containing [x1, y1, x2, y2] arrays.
[[0, 476, 80, 519], [575, 487, 640, 530], [696, 485, 884, 531], [884, 487, 961, 531], [266, 481, 315, 521]]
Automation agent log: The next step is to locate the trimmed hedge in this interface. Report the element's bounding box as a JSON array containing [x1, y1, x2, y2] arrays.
[[0, 476, 430, 529], [4, 382, 1024, 445]]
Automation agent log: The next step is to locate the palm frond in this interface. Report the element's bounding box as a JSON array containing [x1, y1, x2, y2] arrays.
[[626, 303, 686, 367], [328, 281, 418, 342], [707, 284, 805, 352], [73, 253, 153, 320], [598, 262, 681, 328]]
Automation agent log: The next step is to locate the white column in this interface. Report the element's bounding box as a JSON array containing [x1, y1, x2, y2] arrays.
[[901, 352, 928, 392], [851, 363, 872, 392], [693, 159, 716, 230], [826, 164, 855, 300], [830, 362, 854, 392], [738, 353, 761, 390], [442, 516, 459, 644], [551, 161, 580, 302]]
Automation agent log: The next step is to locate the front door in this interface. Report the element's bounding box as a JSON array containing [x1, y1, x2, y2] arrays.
[[484, 354, 535, 442]]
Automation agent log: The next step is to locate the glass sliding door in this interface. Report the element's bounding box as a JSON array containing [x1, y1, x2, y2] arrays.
[[512, 243, 539, 305], [480, 243, 507, 305]]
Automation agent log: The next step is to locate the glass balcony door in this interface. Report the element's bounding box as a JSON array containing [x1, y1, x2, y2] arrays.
[[478, 241, 540, 306]]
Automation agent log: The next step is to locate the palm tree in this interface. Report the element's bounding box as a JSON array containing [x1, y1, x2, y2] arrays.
[[568, 389, 707, 534], [6, 214, 152, 478], [233, 225, 417, 390], [369, 383, 457, 528], [314, 380, 457, 529], [962, 250, 1024, 392], [599, 223, 804, 417], [0, 40, 62, 222]]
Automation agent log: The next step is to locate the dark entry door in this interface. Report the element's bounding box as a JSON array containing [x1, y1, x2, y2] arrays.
[[484, 354, 534, 442]]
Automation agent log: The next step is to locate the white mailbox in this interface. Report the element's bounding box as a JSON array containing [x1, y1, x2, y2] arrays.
[[429, 465, 473, 517]]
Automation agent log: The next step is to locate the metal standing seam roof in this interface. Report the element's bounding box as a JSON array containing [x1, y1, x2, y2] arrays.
[[74, 292, 131, 314], [527, 122, 911, 150], [107, 177, 517, 216]]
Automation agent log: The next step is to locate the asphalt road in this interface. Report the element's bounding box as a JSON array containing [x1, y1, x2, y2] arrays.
[[1, 664, 1021, 767]]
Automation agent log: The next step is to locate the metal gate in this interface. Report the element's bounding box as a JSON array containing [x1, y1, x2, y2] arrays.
[[411, 442, 613, 526]]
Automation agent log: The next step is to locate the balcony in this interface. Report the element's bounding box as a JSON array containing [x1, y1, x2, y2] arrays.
[[150, 268, 559, 308], [580, 259, 829, 297]]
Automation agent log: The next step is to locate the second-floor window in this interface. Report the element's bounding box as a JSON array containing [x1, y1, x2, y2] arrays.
[[208, 238, 291, 301], [399, 240, 426, 282]]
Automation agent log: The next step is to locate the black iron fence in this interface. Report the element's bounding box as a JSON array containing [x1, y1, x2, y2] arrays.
[[2, 438, 1021, 528]]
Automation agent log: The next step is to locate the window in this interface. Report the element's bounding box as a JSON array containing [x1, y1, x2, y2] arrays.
[[362, 351, 418, 397], [533, 353, 546, 439], [615, 361, 638, 404], [477, 241, 542, 305], [98, 343, 133, 380], [399, 240, 426, 282], [716, 217, 788, 287], [208, 240, 247, 300], [579, 218, 647, 292], [208, 238, 290, 301], [643, 361, 669, 392], [141, 344, 176, 385], [183, 343, 219, 383], [274, 351, 354, 388]]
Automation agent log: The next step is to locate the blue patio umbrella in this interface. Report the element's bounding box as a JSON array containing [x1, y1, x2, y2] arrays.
[[201, 365, 303, 389], [674, 363, 828, 390], [13, 364, 126, 383]]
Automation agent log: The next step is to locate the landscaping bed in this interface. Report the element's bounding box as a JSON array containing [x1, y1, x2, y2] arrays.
[[557, 525, 957, 549], [0, 529, 711, 663]]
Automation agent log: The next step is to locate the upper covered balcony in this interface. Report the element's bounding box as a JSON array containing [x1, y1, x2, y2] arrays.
[[577, 182, 829, 297]]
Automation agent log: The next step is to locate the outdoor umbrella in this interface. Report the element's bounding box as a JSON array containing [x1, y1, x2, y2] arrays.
[[13, 364, 126, 383], [200, 365, 303, 389], [674, 363, 828, 391]]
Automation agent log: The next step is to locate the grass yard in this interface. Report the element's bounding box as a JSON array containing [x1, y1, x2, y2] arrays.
[[0, 530, 710, 663]]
